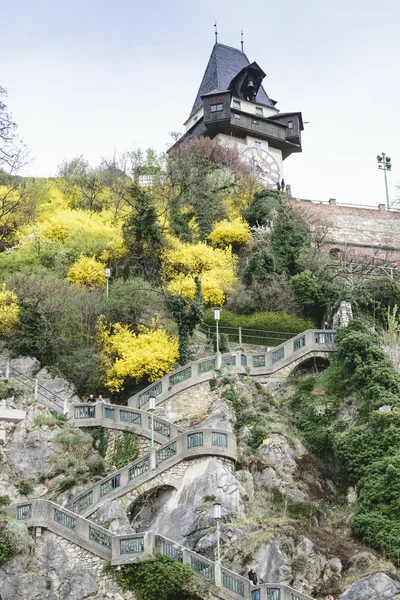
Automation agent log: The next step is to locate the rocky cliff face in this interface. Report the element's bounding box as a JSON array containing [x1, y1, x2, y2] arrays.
[[1, 357, 400, 600]]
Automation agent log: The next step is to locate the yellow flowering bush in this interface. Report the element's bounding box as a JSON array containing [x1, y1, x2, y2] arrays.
[[208, 218, 251, 249], [98, 320, 179, 391], [66, 256, 106, 288], [162, 237, 237, 305], [25, 209, 126, 262], [0, 284, 19, 335]]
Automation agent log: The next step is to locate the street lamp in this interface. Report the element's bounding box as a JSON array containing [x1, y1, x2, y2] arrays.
[[213, 308, 221, 356], [213, 502, 222, 562], [377, 153, 392, 210], [149, 396, 155, 448], [105, 267, 111, 299]]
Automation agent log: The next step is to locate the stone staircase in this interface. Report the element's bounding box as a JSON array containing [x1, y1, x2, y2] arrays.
[[128, 329, 336, 410], [7, 498, 315, 600]]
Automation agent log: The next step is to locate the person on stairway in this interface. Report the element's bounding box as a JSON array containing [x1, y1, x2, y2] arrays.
[[248, 567, 258, 585]]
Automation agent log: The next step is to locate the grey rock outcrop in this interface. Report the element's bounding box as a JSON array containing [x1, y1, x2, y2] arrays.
[[338, 572, 400, 599], [143, 457, 246, 551], [92, 499, 134, 535], [8, 417, 60, 480], [258, 434, 306, 478]]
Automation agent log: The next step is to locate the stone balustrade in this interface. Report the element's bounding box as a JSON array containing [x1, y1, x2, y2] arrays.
[[69, 402, 186, 443], [128, 330, 336, 410], [8, 499, 315, 600], [68, 428, 237, 517]]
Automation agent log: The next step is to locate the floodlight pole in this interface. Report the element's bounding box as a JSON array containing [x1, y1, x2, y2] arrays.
[[377, 152, 392, 210]]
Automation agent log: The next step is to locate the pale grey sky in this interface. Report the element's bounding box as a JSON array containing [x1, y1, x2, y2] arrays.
[[2, 0, 399, 206]]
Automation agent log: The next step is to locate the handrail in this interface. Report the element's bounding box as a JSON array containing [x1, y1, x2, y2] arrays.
[[68, 428, 237, 517], [6, 364, 64, 411], [129, 330, 336, 410], [7, 499, 316, 600], [69, 402, 186, 443]]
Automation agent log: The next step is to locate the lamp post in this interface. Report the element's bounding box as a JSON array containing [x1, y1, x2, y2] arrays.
[[105, 267, 111, 299], [149, 396, 155, 448], [213, 308, 221, 368], [376, 153, 392, 210], [213, 502, 222, 562]]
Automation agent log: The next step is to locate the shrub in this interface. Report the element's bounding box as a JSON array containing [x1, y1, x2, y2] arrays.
[[56, 428, 93, 459], [87, 455, 106, 477], [212, 332, 229, 353], [0, 496, 11, 506], [112, 431, 139, 469], [115, 553, 205, 600], [58, 477, 77, 492], [208, 218, 251, 250], [66, 255, 106, 288], [0, 283, 19, 335], [18, 481, 34, 496], [0, 536, 13, 565]]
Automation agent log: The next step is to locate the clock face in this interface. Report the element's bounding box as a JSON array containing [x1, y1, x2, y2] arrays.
[[241, 146, 281, 186]]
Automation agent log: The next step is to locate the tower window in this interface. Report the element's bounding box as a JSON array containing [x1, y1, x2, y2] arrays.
[[255, 107, 263, 115], [210, 103, 223, 112], [193, 115, 198, 122], [233, 100, 241, 109], [252, 120, 258, 125], [234, 114, 241, 120], [287, 120, 293, 129]]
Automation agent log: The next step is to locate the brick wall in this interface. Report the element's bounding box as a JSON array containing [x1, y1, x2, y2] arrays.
[[291, 200, 400, 263]]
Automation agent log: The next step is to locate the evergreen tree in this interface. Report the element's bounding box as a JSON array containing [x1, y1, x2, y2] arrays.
[[167, 277, 203, 364]]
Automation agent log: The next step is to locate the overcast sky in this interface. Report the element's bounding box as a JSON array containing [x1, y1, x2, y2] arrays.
[[2, 0, 399, 206]]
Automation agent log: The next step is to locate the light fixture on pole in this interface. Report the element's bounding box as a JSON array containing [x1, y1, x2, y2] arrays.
[[149, 396, 156, 448], [213, 502, 222, 562], [105, 267, 111, 299], [213, 308, 221, 357], [376, 153, 392, 210]]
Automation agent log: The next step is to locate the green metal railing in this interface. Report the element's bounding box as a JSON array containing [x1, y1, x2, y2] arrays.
[[212, 432, 228, 447], [161, 540, 183, 562], [198, 358, 216, 374], [72, 492, 93, 514], [54, 508, 75, 530], [252, 355, 266, 368], [89, 526, 111, 549], [187, 432, 203, 448], [169, 366, 192, 387], [16, 504, 32, 520], [120, 537, 144, 554], [223, 573, 245, 597], [222, 355, 236, 367], [150, 417, 170, 437], [156, 441, 177, 465], [74, 406, 94, 419], [198, 322, 295, 347], [293, 335, 306, 352], [104, 407, 115, 420], [100, 475, 120, 497], [121, 410, 141, 424], [129, 457, 149, 480], [138, 381, 163, 407], [268, 590, 281, 600], [190, 556, 215, 581], [271, 347, 285, 364]]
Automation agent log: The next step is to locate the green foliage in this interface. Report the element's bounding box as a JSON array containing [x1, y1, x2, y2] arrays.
[[241, 250, 275, 287], [34, 411, 67, 427], [86, 455, 107, 477], [270, 202, 310, 276], [222, 387, 246, 418], [58, 477, 78, 492], [56, 428, 93, 459], [167, 277, 203, 364], [0, 495, 11, 506], [121, 184, 163, 282], [18, 481, 34, 496], [203, 495, 216, 502], [212, 332, 229, 353], [291, 270, 328, 324], [112, 431, 139, 469], [9, 298, 53, 362], [203, 308, 313, 345], [115, 553, 201, 600], [87, 427, 109, 458], [0, 536, 13, 565], [245, 189, 282, 227]]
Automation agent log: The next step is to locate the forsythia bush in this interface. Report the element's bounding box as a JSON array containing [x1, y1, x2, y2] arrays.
[[162, 237, 237, 305], [0, 284, 19, 335], [98, 320, 179, 391], [26, 209, 126, 262], [208, 218, 251, 249], [66, 256, 106, 288]]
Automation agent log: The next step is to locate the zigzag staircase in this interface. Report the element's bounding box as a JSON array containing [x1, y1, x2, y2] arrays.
[[6, 328, 334, 600]]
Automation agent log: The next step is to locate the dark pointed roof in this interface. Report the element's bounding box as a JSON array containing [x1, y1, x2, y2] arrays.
[[189, 43, 275, 118]]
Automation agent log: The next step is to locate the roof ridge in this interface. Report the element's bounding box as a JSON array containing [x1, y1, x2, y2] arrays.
[[216, 42, 251, 64]]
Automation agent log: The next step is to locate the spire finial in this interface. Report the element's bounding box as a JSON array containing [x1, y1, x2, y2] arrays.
[[241, 30, 244, 53], [214, 22, 218, 44]]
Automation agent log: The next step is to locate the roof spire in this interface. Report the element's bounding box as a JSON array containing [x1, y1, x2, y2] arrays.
[[214, 22, 218, 44], [241, 30, 244, 53]]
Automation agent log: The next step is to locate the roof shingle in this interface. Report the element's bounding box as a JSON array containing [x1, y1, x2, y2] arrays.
[[189, 43, 275, 117]]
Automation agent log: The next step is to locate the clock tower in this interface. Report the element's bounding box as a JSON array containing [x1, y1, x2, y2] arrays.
[[174, 40, 303, 187]]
